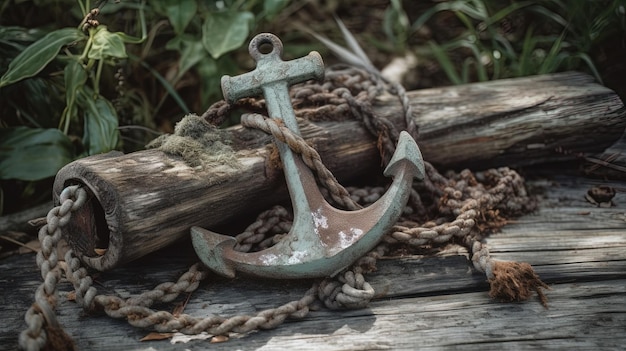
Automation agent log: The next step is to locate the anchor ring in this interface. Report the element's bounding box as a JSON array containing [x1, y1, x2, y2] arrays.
[[249, 33, 284, 61]]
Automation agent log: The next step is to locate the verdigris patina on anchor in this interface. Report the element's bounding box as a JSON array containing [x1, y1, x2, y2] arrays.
[[191, 33, 424, 279]]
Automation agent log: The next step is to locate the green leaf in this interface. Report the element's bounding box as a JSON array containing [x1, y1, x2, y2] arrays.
[[60, 60, 88, 133], [573, 52, 603, 84], [0, 27, 83, 88], [0, 26, 46, 50], [263, 0, 289, 19], [0, 127, 74, 181], [115, 1, 147, 44], [484, 1, 532, 27], [201, 11, 254, 59], [78, 89, 120, 155], [88, 26, 128, 60], [428, 41, 462, 85], [383, 0, 410, 49], [163, 0, 197, 35], [64, 60, 88, 107], [167, 35, 208, 81], [129, 53, 190, 113]]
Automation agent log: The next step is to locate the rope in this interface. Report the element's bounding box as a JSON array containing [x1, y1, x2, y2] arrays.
[[20, 188, 322, 350], [20, 185, 87, 351], [21, 65, 544, 350], [241, 113, 361, 210]]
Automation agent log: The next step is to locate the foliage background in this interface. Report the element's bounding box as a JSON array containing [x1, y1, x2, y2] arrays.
[[0, 0, 625, 215]]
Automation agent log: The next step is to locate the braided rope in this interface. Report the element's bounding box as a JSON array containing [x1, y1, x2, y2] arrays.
[[21, 65, 542, 350], [20, 186, 87, 351], [241, 113, 361, 210], [20, 189, 324, 350]]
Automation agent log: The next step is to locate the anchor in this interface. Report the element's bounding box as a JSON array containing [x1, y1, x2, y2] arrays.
[[191, 33, 425, 279]]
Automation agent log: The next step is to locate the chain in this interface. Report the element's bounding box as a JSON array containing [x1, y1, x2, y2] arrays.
[[21, 65, 546, 350]]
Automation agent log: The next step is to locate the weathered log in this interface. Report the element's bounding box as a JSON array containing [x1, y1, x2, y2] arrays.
[[0, 201, 51, 235], [53, 72, 626, 270]]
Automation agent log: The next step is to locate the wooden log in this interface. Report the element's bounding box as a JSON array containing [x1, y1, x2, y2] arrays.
[[53, 72, 626, 271], [0, 201, 51, 235]]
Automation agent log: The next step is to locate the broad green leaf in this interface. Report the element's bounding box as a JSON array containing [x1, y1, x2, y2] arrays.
[[0, 27, 83, 88], [88, 26, 128, 60], [0, 26, 46, 50], [201, 11, 254, 59], [78, 89, 120, 155], [163, 0, 197, 35], [179, 40, 207, 79], [263, 0, 289, 19], [0, 127, 74, 181]]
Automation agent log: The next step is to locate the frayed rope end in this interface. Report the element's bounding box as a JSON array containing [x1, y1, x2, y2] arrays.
[[488, 261, 550, 308], [42, 324, 76, 351]]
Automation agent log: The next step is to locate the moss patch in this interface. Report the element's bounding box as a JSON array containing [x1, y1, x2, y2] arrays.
[[147, 114, 239, 170]]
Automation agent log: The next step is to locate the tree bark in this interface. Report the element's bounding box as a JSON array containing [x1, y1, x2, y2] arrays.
[[53, 72, 626, 271]]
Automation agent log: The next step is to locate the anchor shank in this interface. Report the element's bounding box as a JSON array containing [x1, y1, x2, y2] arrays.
[[261, 82, 325, 248], [262, 82, 300, 132]]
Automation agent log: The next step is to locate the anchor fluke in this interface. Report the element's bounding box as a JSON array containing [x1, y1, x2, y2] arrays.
[[383, 131, 425, 181], [190, 228, 237, 278]]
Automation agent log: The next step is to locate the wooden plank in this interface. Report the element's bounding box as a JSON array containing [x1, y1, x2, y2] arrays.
[[245, 280, 626, 351], [1, 173, 625, 350], [2, 259, 624, 350]]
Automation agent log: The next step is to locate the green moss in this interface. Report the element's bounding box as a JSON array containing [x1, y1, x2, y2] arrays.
[[147, 114, 239, 170]]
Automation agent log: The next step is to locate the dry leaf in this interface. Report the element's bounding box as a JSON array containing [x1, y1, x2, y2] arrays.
[[28, 217, 47, 227], [170, 332, 213, 344], [0, 233, 39, 254], [172, 293, 192, 317], [172, 303, 185, 317], [19, 239, 41, 254], [140, 332, 175, 342], [56, 238, 70, 260], [94, 248, 107, 256], [210, 335, 229, 343]]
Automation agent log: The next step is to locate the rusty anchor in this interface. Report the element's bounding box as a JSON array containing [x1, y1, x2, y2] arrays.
[[191, 33, 425, 279]]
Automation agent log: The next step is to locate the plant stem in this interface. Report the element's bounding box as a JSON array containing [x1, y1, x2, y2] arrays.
[[94, 59, 104, 96]]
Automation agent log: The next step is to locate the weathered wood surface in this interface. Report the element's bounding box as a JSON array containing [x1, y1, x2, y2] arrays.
[[52, 71, 626, 270], [587, 127, 626, 179], [2, 170, 625, 350]]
